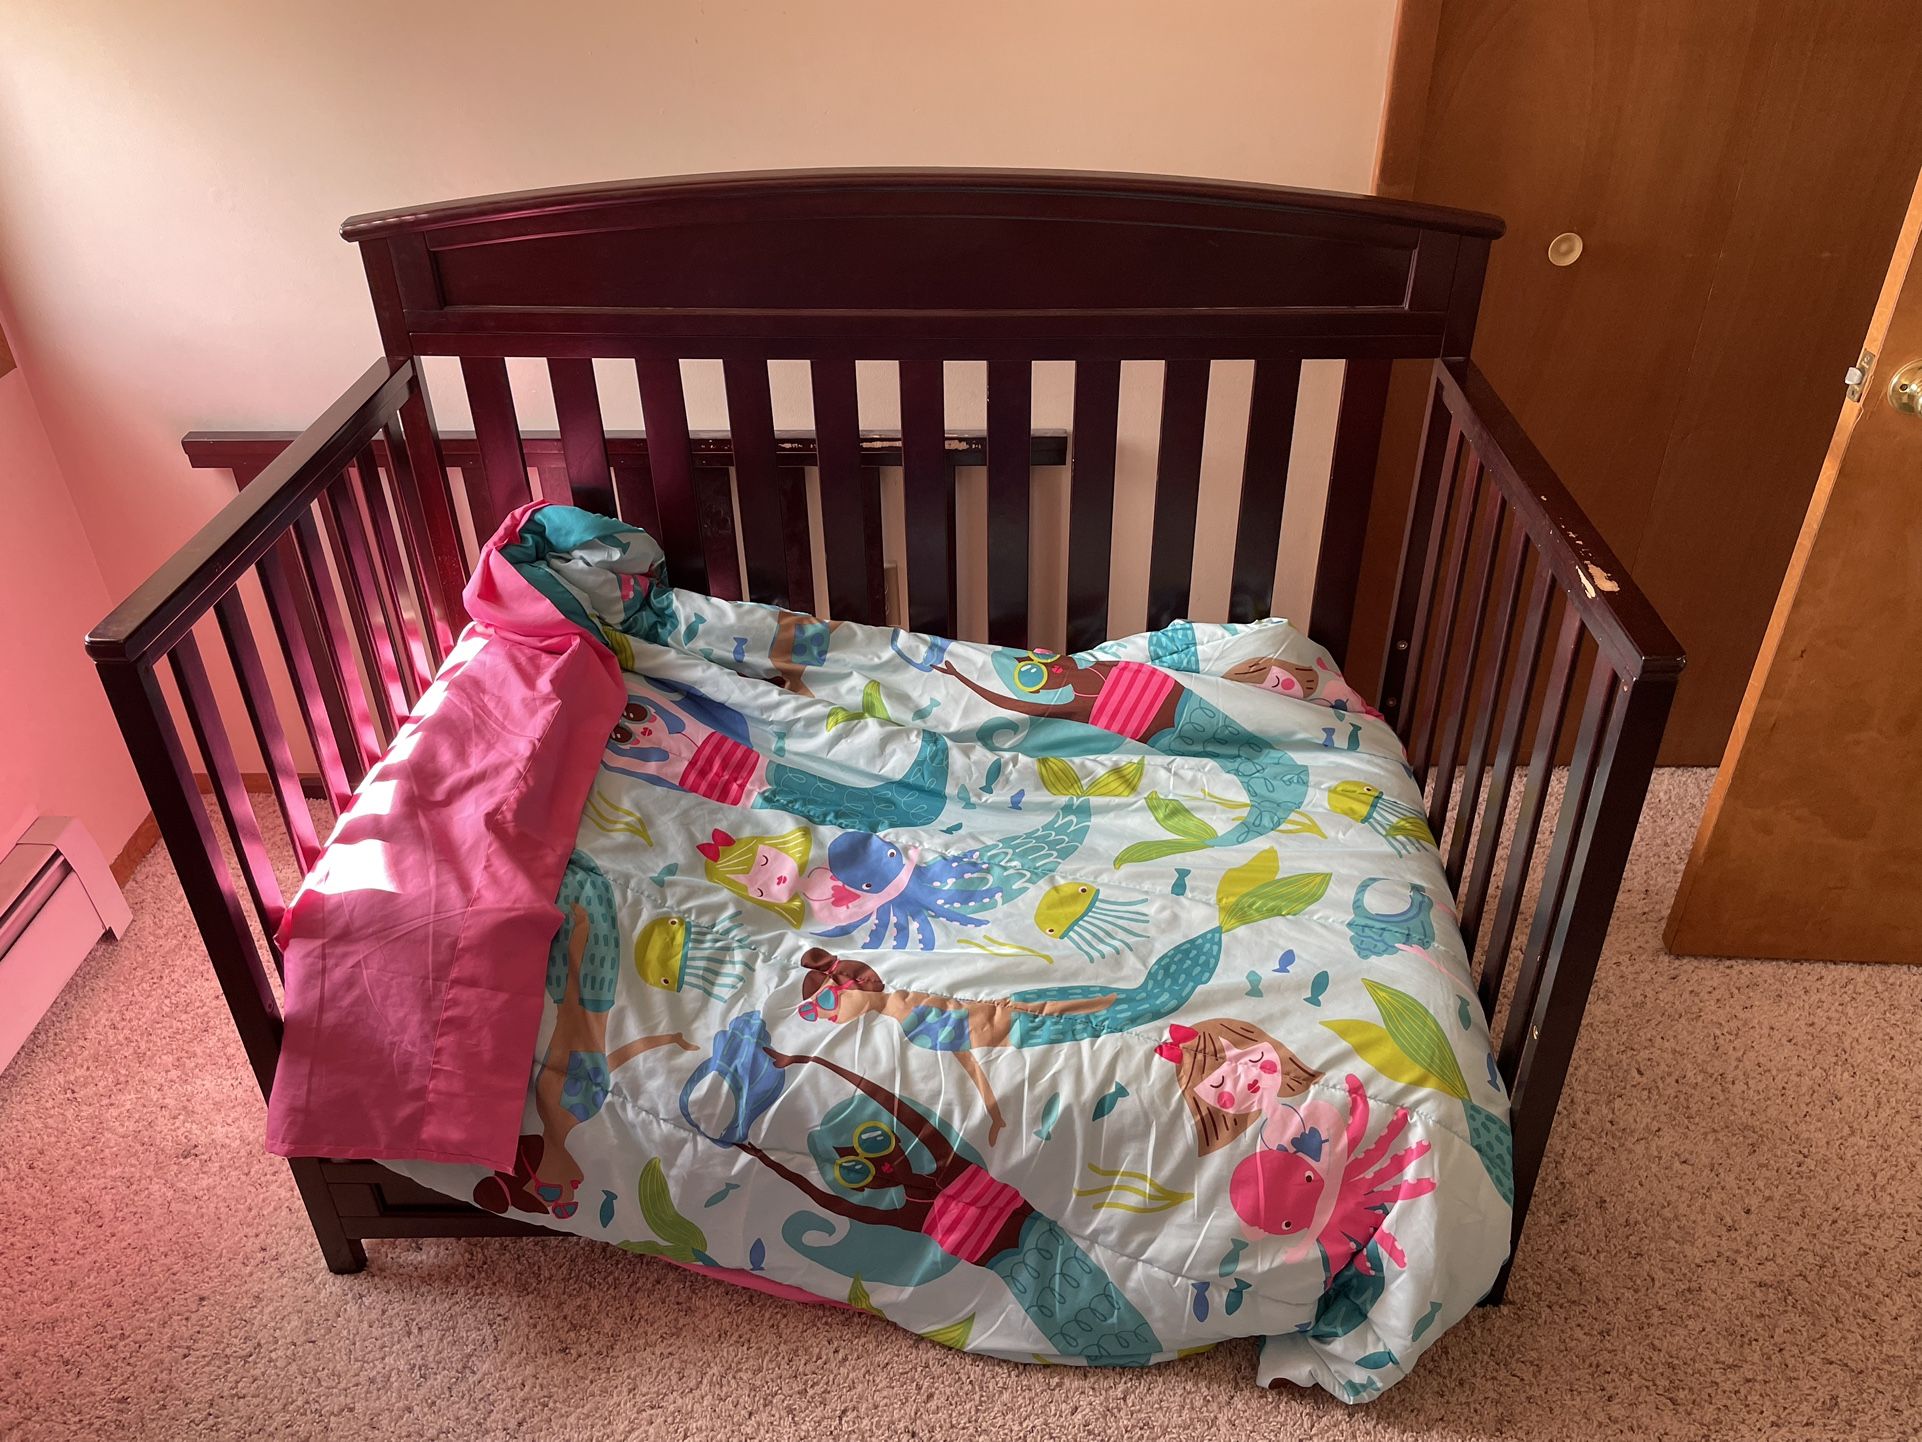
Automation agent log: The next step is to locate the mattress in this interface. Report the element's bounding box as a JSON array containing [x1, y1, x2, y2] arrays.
[[267, 502, 1512, 1401]]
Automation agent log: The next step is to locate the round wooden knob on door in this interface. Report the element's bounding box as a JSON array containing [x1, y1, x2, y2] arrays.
[[1548, 232, 1584, 267]]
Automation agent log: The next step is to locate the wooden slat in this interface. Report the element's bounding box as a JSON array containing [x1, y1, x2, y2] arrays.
[[352, 449, 433, 694], [546, 357, 612, 511], [777, 464, 816, 615], [378, 418, 451, 669], [986, 360, 1032, 646], [290, 511, 380, 771], [1064, 359, 1121, 650], [900, 360, 954, 636], [812, 359, 886, 623], [215, 590, 323, 873], [1500, 658, 1618, 1075], [1379, 397, 1462, 726], [634, 359, 706, 590], [722, 357, 808, 609], [1308, 357, 1393, 663], [1460, 567, 1556, 949], [458, 356, 532, 537], [319, 479, 404, 737], [1145, 358, 1212, 632], [1407, 455, 1486, 779], [1424, 490, 1507, 839], [1478, 604, 1583, 1016], [1446, 521, 1531, 889], [694, 466, 744, 600], [347, 450, 421, 707], [169, 634, 285, 943], [535, 463, 575, 508], [610, 459, 660, 535], [1227, 358, 1303, 623], [258, 539, 358, 808]]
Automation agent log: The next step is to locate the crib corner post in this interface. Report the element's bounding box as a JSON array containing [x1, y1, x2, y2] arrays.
[[288, 1157, 367, 1274]]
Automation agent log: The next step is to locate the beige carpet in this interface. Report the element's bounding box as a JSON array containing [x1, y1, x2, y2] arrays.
[[2, 770, 1917, 1442]]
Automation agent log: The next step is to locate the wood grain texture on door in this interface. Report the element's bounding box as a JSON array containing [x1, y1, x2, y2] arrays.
[[1667, 171, 1922, 963], [1355, 2, 1922, 762]]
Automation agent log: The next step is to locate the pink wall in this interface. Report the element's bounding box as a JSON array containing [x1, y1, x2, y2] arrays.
[[0, 313, 147, 857]]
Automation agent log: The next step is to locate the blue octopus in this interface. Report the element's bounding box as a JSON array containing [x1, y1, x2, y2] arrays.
[[803, 798, 1093, 951], [806, 832, 1002, 950]]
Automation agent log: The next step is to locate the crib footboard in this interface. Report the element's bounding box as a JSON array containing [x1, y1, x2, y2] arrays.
[[1378, 358, 1683, 1295]]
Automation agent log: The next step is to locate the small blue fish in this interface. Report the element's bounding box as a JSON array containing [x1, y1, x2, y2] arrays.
[[1033, 1092, 1063, 1141], [1007, 789, 1025, 811], [1091, 1083, 1130, 1121], [1457, 995, 1473, 1030], [731, 636, 748, 662], [1171, 868, 1191, 897], [748, 1238, 766, 1273], [942, 822, 965, 834], [1217, 1238, 1248, 1277], [1411, 1299, 1443, 1342], [1272, 948, 1297, 975], [1485, 1053, 1501, 1091], [983, 759, 1004, 792], [1226, 1278, 1250, 1315], [703, 1182, 739, 1208], [1191, 1281, 1210, 1322], [599, 1189, 617, 1228], [1244, 970, 1263, 998], [1355, 1350, 1400, 1370], [682, 615, 706, 644], [649, 863, 679, 889], [1289, 1127, 1326, 1162], [772, 730, 787, 758], [1304, 970, 1330, 1007], [912, 698, 940, 721]]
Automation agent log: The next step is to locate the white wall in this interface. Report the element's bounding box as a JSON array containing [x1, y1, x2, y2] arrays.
[[0, 0, 1397, 849]]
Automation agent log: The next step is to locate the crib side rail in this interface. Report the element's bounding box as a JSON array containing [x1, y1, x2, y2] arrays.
[[1378, 358, 1684, 1269], [86, 357, 447, 1100]]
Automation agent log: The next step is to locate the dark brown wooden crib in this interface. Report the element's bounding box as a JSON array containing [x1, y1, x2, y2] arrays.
[[85, 170, 1681, 1305]]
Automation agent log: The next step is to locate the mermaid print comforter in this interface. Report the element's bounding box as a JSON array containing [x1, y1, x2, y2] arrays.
[[292, 503, 1513, 1400]]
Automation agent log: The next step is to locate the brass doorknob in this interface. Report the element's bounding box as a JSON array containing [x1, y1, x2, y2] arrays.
[[1890, 360, 1922, 415]]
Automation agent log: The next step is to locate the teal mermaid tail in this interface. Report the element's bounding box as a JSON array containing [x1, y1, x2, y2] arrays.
[[1115, 694, 1314, 867], [759, 729, 950, 830], [986, 1213, 1161, 1365], [1005, 857, 1330, 1046], [550, 851, 620, 1011]]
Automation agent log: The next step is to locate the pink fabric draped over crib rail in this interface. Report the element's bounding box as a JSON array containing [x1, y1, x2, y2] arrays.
[[265, 502, 623, 1170]]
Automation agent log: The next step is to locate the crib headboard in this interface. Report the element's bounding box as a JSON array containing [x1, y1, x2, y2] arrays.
[[340, 168, 1501, 661]]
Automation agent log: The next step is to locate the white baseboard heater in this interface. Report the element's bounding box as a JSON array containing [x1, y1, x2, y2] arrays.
[[0, 816, 131, 1073]]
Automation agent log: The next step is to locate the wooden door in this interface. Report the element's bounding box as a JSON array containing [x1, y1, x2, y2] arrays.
[[1666, 172, 1922, 963], [1352, 2, 1922, 763]]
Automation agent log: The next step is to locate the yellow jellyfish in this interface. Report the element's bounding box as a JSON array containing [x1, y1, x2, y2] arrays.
[[634, 914, 753, 1000], [1033, 882, 1152, 962]]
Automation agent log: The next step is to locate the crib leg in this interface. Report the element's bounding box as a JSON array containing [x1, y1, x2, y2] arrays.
[[288, 1157, 367, 1274], [1479, 1258, 1513, 1307]]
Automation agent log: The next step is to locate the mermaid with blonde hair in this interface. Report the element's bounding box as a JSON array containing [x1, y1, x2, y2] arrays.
[[698, 826, 813, 926]]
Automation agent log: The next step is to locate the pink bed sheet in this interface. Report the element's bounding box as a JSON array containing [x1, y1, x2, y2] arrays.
[[264, 502, 624, 1170]]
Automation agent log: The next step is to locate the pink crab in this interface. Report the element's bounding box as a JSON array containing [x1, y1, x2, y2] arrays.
[[1229, 1074, 1436, 1276]]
